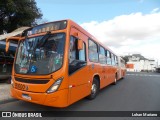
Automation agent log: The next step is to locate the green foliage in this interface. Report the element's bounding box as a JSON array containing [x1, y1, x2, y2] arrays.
[[0, 0, 42, 34], [121, 56, 129, 64]]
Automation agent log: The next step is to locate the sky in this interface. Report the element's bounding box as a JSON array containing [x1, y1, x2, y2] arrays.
[[35, 0, 160, 64]]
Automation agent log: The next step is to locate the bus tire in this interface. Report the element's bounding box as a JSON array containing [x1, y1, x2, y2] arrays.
[[87, 78, 99, 100]]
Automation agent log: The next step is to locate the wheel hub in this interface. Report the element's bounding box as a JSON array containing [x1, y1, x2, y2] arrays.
[[91, 84, 97, 95]]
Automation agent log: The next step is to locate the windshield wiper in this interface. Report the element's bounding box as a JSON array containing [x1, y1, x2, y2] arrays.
[[29, 31, 51, 63], [31, 31, 51, 56], [36, 31, 51, 48]]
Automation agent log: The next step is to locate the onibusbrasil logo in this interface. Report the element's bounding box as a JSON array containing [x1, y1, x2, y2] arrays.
[[1, 112, 42, 117]]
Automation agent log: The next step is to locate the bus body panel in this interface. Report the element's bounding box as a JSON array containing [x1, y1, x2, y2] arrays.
[[12, 67, 69, 93], [11, 87, 69, 107]]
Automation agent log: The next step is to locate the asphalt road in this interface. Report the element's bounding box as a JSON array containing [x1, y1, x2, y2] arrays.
[[1, 72, 160, 120]]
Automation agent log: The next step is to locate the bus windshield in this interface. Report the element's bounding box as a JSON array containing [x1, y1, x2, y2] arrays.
[[15, 33, 65, 75]]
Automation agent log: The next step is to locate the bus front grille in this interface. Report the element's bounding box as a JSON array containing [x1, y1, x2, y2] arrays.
[[15, 77, 49, 84]]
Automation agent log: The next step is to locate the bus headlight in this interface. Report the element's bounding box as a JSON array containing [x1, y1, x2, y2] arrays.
[[46, 77, 63, 93]]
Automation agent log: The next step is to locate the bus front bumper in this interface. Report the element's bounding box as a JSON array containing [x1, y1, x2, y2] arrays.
[[10, 87, 69, 108]]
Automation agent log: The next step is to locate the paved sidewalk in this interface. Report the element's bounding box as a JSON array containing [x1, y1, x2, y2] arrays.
[[0, 83, 16, 104]]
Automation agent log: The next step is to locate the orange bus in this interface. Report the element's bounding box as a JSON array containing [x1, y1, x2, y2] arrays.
[[6, 19, 126, 107]]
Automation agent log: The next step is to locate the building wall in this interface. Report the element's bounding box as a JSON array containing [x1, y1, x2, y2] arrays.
[[126, 55, 156, 72]]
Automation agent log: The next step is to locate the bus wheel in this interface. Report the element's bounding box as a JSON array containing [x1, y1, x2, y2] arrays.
[[112, 74, 117, 85], [87, 78, 99, 100]]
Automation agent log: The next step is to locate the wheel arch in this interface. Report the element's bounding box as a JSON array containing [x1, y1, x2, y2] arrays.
[[93, 74, 100, 89]]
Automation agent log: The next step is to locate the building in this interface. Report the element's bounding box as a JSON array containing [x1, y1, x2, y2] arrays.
[[156, 66, 160, 73], [0, 26, 30, 50], [126, 54, 156, 72]]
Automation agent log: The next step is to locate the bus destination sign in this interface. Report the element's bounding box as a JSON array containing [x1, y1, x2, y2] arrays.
[[22, 20, 67, 36]]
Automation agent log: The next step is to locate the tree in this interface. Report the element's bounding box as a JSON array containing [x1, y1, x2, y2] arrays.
[[35, 18, 48, 24], [0, 0, 42, 34], [121, 56, 129, 64]]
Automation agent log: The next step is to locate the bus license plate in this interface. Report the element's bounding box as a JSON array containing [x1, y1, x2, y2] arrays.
[[22, 94, 31, 100]]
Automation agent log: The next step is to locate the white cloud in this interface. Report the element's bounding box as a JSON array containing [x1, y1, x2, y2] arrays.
[[80, 9, 160, 62], [151, 8, 159, 13]]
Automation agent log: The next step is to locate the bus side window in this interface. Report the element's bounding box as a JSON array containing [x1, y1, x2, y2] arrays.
[[69, 36, 76, 63], [115, 56, 118, 66], [69, 36, 86, 75], [111, 54, 115, 66], [106, 50, 111, 65], [79, 42, 86, 61], [88, 39, 99, 62], [99, 46, 106, 64]]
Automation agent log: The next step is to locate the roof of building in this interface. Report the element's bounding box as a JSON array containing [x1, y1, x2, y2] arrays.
[[132, 54, 148, 60], [0, 27, 30, 40]]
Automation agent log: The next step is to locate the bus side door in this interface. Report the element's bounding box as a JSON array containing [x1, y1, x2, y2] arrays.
[[68, 27, 90, 104]]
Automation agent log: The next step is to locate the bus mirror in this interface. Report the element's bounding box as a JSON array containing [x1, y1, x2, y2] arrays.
[[78, 39, 83, 50], [5, 40, 10, 53], [5, 37, 19, 52]]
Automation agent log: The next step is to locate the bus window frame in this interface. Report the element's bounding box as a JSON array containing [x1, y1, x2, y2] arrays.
[[106, 50, 112, 65], [14, 32, 66, 76], [99, 45, 106, 64], [68, 35, 87, 76], [88, 39, 99, 63]]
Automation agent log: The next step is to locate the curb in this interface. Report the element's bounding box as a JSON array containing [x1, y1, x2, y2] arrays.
[[0, 98, 18, 105]]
